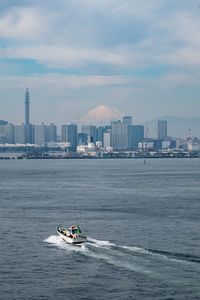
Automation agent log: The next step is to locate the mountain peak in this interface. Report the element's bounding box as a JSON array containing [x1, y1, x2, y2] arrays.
[[77, 105, 123, 125]]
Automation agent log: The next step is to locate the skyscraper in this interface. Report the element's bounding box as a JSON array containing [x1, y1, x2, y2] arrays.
[[122, 116, 132, 125], [130, 125, 144, 149], [81, 125, 97, 143], [61, 124, 77, 151], [158, 120, 167, 140], [111, 123, 131, 150], [25, 88, 30, 126]]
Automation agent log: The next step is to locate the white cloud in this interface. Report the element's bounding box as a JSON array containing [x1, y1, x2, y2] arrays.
[[0, 7, 49, 41], [0, 1, 200, 71], [0, 74, 135, 91]]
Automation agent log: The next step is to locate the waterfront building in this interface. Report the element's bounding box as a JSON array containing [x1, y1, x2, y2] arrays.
[[45, 123, 57, 143], [78, 133, 88, 145], [97, 126, 105, 144], [103, 130, 111, 148], [15, 124, 26, 144], [0, 135, 6, 144], [158, 120, 167, 140], [6, 124, 15, 144], [35, 124, 46, 146], [138, 140, 154, 150], [0, 125, 6, 136], [61, 124, 77, 151], [81, 125, 97, 143], [34, 123, 57, 146], [111, 123, 131, 150], [130, 125, 144, 149], [28, 124, 35, 144], [0, 125, 6, 144]]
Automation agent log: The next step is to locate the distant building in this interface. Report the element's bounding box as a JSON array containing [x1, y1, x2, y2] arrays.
[[45, 123, 57, 143], [28, 124, 35, 144], [111, 120, 121, 126], [81, 125, 97, 143], [111, 123, 131, 150], [0, 125, 6, 136], [138, 141, 154, 150], [130, 125, 144, 149], [15, 124, 26, 144], [35, 124, 46, 146], [187, 138, 200, 151], [0, 135, 6, 144], [61, 124, 77, 151], [35, 123, 57, 146], [97, 126, 105, 144], [6, 124, 15, 144], [158, 120, 167, 140], [103, 130, 111, 148], [122, 116, 132, 126], [0, 124, 6, 144], [0, 120, 8, 125], [78, 133, 88, 145]]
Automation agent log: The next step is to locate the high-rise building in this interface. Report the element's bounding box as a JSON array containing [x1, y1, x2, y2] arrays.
[[28, 124, 35, 144], [111, 120, 121, 126], [25, 88, 30, 126], [35, 124, 46, 146], [81, 125, 97, 143], [103, 130, 111, 148], [0, 125, 6, 144], [34, 123, 57, 146], [78, 133, 88, 145], [130, 125, 144, 149], [122, 116, 132, 125], [6, 124, 15, 144], [111, 123, 131, 150], [45, 123, 57, 143], [15, 124, 26, 144], [61, 124, 77, 151], [158, 120, 167, 140], [97, 126, 105, 144]]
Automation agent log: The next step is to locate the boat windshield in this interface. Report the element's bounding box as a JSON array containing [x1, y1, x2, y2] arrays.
[[68, 225, 81, 234]]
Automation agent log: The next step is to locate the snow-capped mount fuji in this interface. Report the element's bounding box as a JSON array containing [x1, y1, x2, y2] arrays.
[[77, 105, 123, 125]]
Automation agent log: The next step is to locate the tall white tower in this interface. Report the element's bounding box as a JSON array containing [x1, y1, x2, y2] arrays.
[[25, 88, 30, 125]]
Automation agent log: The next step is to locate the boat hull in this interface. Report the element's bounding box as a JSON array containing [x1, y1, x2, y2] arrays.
[[57, 231, 86, 244]]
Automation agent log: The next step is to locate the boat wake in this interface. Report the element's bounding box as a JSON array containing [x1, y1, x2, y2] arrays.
[[44, 235, 200, 279]]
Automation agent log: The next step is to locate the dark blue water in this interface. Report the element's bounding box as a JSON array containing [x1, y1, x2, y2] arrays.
[[1, 159, 200, 299]]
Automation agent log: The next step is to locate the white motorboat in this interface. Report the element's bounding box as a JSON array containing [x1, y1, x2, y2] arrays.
[[57, 224, 86, 244]]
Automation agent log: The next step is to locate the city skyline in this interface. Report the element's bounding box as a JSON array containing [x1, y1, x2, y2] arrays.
[[0, 1, 200, 125], [1, 87, 200, 139]]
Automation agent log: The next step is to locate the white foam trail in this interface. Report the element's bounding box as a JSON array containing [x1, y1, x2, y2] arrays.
[[44, 235, 85, 253], [87, 237, 149, 255], [44, 235, 150, 274], [121, 245, 150, 254], [87, 237, 115, 247], [44, 235, 63, 245]]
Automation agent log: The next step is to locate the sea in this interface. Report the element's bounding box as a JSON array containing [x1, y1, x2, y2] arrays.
[[0, 158, 200, 300]]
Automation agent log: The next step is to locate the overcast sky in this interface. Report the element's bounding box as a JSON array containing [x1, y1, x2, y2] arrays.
[[0, 0, 200, 125]]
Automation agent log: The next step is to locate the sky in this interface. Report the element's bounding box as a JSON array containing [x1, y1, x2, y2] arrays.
[[0, 0, 200, 125]]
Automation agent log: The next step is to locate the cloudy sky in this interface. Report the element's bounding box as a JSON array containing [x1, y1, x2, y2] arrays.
[[0, 0, 200, 124]]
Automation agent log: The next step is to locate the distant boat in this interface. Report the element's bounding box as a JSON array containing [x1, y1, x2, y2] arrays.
[[57, 224, 86, 244]]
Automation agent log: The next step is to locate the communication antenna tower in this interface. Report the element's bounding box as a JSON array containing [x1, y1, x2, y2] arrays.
[[145, 125, 149, 138], [185, 128, 191, 140]]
